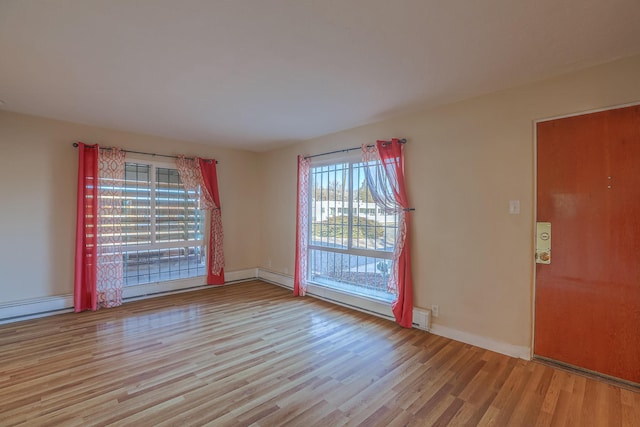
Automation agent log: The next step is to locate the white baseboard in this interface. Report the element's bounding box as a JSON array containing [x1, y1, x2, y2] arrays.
[[123, 268, 258, 300], [257, 269, 294, 289], [430, 324, 531, 360], [257, 268, 394, 319], [0, 268, 259, 324], [1, 267, 532, 361], [225, 268, 259, 283], [0, 294, 74, 324], [256, 268, 430, 330], [256, 268, 529, 359]]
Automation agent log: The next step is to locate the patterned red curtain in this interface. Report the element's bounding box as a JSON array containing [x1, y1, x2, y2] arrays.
[[176, 156, 225, 285], [96, 148, 126, 308], [75, 143, 126, 312], [199, 159, 225, 285], [74, 143, 99, 312], [294, 155, 311, 296]]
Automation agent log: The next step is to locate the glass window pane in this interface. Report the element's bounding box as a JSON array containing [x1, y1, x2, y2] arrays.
[[307, 159, 399, 302], [119, 163, 206, 287], [155, 167, 204, 243], [310, 163, 349, 250], [122, 163, 151, 245], [308, 249, 395, 302], [351, 162, 398, 251]]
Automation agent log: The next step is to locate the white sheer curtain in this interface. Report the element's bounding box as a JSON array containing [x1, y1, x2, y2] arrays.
[[362, 144, 404, 295], [96, 148, 126, 309], [362, 140, 413, 328]]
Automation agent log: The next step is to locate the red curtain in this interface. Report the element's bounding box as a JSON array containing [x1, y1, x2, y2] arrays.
[[199, 159, 225, 285], [74, 142, 99, 312], [377, 139, 413, 328]]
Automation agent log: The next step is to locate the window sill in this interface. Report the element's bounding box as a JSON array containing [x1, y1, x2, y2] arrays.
[[306, 281, 395, 321], [123, 276, 207, 300]]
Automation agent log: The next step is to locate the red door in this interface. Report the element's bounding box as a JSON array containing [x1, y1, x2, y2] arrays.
[[535, 104, 640, 384]]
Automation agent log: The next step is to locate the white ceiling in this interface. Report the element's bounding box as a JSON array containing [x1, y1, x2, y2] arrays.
[[1, 0, 639, 151]]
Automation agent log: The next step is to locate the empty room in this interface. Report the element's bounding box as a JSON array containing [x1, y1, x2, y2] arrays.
[[1, 1, 639, 426]]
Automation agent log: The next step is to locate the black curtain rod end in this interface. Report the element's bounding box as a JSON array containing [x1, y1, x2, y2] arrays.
[[71, 142, 218, 163]]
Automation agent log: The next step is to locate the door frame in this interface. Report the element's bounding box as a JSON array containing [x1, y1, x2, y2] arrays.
[[531, 100, 640, 360]]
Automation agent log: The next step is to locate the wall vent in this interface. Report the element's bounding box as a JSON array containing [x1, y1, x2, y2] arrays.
[[412, 308, 431, 331]]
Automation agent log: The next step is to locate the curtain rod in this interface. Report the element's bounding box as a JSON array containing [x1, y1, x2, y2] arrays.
[[72, 143, 218, 164], [303, 138, 407, 160]]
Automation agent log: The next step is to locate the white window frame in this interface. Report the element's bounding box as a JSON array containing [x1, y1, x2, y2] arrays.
[[306, 153, 397, 305], [121, 156, 206, 287]]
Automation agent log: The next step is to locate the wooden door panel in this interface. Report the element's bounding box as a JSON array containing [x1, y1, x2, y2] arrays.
[[535, 105, 640, 384]]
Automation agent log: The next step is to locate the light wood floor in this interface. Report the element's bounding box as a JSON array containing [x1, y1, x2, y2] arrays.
[[0, 280, 638, 426]]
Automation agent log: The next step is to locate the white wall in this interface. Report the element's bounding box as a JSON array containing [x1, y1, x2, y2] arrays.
[[2, 54, 640, 356], [0, 111, 261, 302], [257, 55, 640, 352]]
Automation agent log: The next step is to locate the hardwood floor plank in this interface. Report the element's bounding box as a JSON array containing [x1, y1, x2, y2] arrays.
[[507, 363, 553, 425], [621, 388, 640, 427], [0, 280, 638, 426]]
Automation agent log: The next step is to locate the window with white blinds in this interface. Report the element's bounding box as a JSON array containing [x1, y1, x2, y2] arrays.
[[120, 162, 206, 286]]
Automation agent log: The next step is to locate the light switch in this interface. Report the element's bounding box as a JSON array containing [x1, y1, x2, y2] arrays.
[[509, 200, 520, 215]]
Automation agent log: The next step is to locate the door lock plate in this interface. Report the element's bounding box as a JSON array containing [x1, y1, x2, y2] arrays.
[[536, 222, 551, 264]]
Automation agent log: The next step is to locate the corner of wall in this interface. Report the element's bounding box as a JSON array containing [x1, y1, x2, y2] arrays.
[[429, 323, 531, 360]]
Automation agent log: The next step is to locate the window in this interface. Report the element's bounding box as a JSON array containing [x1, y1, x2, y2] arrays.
[[307, 158, 398, 301], [118, 161, 206, 286]]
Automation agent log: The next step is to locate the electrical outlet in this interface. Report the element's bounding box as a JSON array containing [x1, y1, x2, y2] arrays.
[[431, 304, 439, 318], [268, 258, 272, 268]]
